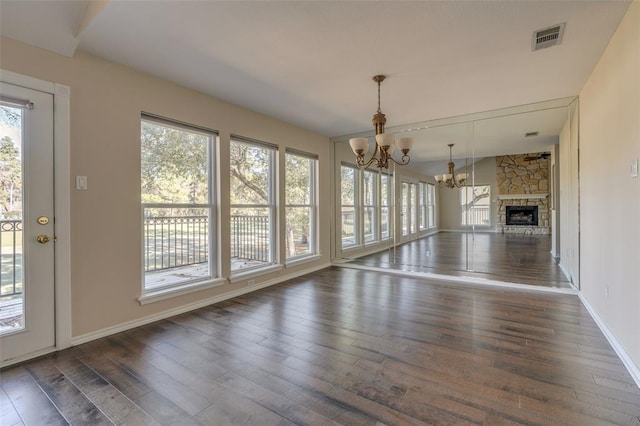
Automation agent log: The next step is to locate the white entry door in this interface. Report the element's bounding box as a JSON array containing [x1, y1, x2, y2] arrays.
[[0, 82, 55, 364]]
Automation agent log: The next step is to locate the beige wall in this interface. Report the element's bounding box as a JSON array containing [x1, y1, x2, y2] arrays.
[[438, 156, 498, 231], [0, 37, 332, 338], [579, 1, 640, 372]]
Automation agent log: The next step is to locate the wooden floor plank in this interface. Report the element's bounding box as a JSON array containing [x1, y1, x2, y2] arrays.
[[2, 265, 639, 425]]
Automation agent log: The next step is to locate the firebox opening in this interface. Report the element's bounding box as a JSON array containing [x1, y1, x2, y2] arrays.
[[506, 206, 539, 226]]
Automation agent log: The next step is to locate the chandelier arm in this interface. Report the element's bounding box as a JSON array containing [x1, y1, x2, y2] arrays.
[[388, 155, 410, 166], [355, 143, 380, 170]]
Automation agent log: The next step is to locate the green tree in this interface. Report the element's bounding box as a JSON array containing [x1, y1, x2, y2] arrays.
[[230, 142, 269, 205], [141, 121, 209, 210], [0, 136, 22, 218]]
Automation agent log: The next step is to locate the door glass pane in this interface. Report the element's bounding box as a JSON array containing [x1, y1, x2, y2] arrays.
[[0, 105, 24, 334]]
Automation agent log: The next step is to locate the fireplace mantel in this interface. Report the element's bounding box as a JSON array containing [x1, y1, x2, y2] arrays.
[[497, 193, 548, 200]]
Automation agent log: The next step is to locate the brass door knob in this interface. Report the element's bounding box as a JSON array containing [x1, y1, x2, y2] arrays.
[[36, 234, 50, 244]]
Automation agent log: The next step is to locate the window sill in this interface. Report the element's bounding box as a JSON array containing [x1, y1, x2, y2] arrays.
[[285, 254, 321, 268], [138, 277, 227, 305], [229, 264, 284, 283]]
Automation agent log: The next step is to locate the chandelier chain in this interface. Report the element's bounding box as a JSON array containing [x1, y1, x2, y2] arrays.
[[377, 79, 382, 114]]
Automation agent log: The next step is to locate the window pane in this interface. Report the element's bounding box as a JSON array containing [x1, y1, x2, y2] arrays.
[[402, 182, 409, 236], [364, 206, 376, 242], [0, 105, 24, 333], [363, 170, 377, 243], [381, 175, 390, 239], [461, 185, 491, 226], [341, 165, 358, 248], [410, 183, 417, 233], [363, 171, 375, 206], [230, 140, 275, 272], [231, 207, 272, 270], [141, 120, 209, 204], [285, 154, 311, 205], [341, 207, 355, 247], [381, 206, 389, 239], [341, 166, 355, 205], [419, 182, 427, 230], [286, 206, 311, 257], [230, 142, 271, 205], [286, 152, 316, 260], [143, 207, 210, 290], [428, 183, 435, 228]]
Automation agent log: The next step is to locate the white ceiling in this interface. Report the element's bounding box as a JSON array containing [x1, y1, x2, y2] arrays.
[[0, 0, 630, 173]]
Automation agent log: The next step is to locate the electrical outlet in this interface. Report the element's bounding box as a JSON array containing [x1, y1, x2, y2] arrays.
[[248, 279, 255, 286]]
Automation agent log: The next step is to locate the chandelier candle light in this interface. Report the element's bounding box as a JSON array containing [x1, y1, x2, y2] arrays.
[[435, 144, 469, 188], [349, 75, 414, 169]]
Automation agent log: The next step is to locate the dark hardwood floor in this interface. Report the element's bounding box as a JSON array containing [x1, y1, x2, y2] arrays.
[[349, 233, 572, 288], [2, 267, 639, 425]]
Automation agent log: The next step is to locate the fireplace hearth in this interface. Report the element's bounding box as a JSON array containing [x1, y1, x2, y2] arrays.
[[506, 206, 539, 226]]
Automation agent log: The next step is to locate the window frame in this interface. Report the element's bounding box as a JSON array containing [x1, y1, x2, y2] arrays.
[[284, 149, 318, 262], [427, 183, 436, 228], [363, 169, 378, 244], [380, 172, 392, 240], [139, 114, 220, 298], [229, 136, 278, 274], [418, 182, 427, 230], [340, 163, 359, 249]]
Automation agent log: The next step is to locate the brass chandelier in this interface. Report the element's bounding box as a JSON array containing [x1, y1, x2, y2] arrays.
[[435, 144, 468, 188], [348, 75, 414, 169]]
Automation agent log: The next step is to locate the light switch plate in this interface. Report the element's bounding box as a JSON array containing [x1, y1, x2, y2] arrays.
[[631, 159, 638, 178], [76, 176, 88, 190]]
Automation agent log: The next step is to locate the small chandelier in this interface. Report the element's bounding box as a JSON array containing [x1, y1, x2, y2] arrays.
[[435, 144, 468, 188], [348, 75, 414, 169]]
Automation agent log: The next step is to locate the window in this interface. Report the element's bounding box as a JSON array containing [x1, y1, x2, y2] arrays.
[[461, 185, 491, 226], [285, 151, 317, 260], [409, 183, 417, 234], [427, 183, 436, 228], [141, 116, 216, 292], [401, 182, 409, 236], [340, 164, 358, 248], [230, 138, 277, 272], [419, 182, 427, 230], [363, 170, 378, 243], [380, 174, 391, 240]]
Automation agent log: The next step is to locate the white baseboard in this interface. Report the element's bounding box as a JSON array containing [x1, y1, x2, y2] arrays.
[[558, 262, 572, 283], [578, 293, 640, 388], [72, 262, 331, 346]]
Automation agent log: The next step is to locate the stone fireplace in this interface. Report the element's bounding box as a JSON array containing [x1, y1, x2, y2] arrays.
[[496, 154, 550, 234]]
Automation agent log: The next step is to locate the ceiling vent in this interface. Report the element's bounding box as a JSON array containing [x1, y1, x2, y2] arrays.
[[532, 23, 565, 51], [525, 131, 539, 137]]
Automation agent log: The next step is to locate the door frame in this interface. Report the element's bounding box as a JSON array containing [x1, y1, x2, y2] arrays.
[[1, 69, 71, 365]]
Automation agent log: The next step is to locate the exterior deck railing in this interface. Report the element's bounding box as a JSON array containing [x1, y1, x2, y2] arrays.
[[0, 220, 22, 297], [144, 214, 270, 273]]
